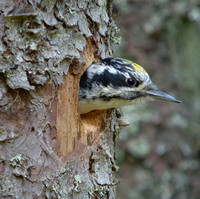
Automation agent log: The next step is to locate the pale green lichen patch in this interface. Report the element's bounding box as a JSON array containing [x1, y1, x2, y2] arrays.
[[74, 175, 82, 192], [89, 185, 109, 197], [49, 185, 61, 199], [9, 154, 24, 167]]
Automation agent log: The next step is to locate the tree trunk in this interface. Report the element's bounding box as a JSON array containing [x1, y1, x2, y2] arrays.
[[0, 0, 120, 198]]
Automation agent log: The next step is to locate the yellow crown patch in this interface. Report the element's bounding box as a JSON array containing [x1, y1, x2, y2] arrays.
[[122, 59, 148, 75]]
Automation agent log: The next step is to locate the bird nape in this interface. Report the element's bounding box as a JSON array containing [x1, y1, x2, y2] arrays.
[[79, 57, 181, 114]]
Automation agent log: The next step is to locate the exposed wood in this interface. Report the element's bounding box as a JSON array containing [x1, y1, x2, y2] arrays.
[[56, 69, 79, 156], [56, 39, 98, 156], [80, 110, 108, 145]]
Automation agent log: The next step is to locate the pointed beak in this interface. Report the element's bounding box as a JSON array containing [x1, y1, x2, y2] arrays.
[[145, 90, 182, 103]]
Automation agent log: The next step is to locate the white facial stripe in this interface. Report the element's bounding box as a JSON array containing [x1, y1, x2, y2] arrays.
[[86, 63, 107, 79], [107, 66, 118, 74], [123, 72, 131, 78]]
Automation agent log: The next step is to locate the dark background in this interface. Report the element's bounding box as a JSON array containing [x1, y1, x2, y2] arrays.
[[114, 0, 200, 198]]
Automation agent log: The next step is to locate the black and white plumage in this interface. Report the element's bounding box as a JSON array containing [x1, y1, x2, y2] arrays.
[[79, 57, 181, 114]]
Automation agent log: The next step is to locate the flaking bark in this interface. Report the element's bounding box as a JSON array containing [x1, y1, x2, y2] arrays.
[[0, 0, 120, 198]]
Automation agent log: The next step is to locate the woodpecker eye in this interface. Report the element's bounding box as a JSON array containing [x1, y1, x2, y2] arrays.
[[127, 78, 136, 86]]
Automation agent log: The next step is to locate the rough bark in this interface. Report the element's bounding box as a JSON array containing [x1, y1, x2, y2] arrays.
[[0, 0, 120, 198]]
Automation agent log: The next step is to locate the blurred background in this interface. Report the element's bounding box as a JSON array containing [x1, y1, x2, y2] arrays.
[[114, 0, 200, 198]]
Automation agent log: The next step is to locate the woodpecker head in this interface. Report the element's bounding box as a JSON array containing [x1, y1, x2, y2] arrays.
[[79, 57, 181, 114]]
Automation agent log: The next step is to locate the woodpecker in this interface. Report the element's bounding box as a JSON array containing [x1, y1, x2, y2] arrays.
[[79, 57, 181, 114]]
